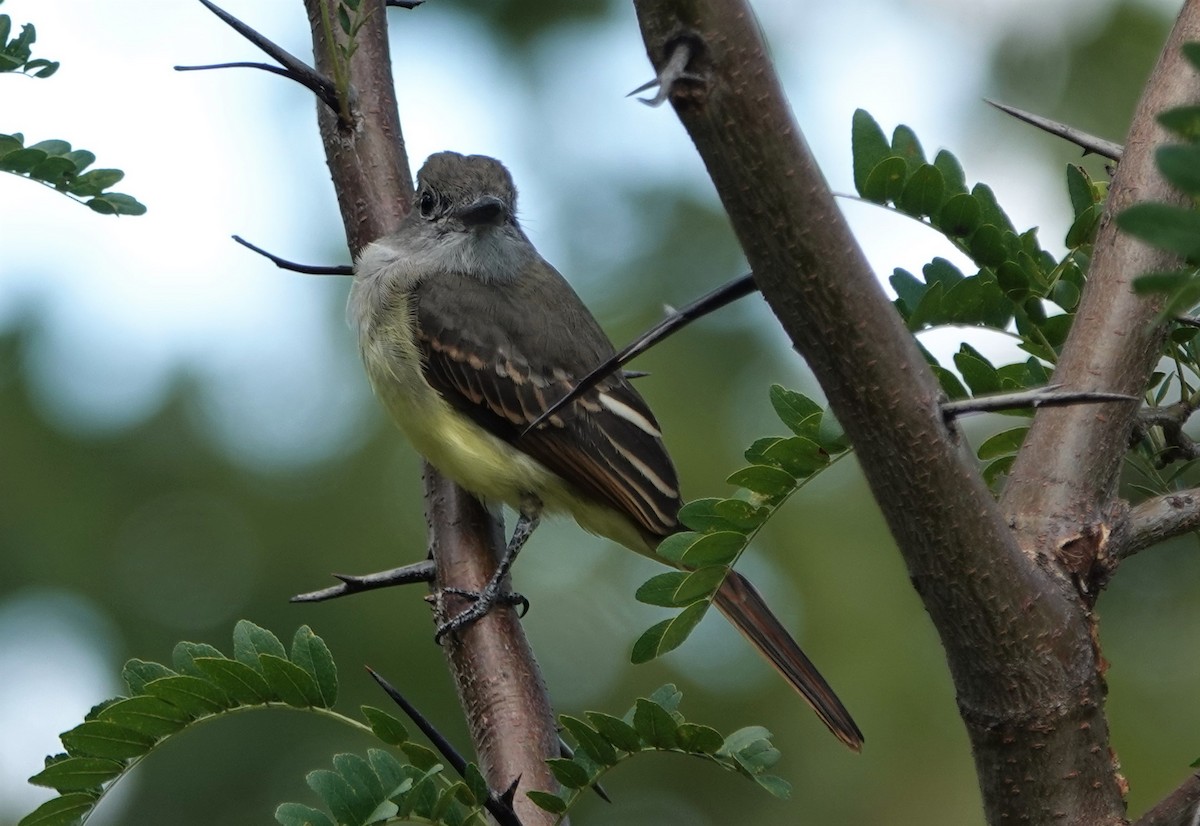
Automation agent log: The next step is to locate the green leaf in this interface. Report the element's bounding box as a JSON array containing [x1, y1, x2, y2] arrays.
[[937, 192, 982, 237], [362, 705, 409, 745], [1050, 279, 1081, 312], [726, 465, 796, 503], [633, 698, 680, 749], [28, 139, 70, 156], [337, 5, 352, 35], [897, 163, 944, 217], [1182, 41, 1200, 72], [367, 748, 406, 797], [890, 124, 926, 171], [333, 752, 386, 815], [719, 726, 779, 769], [1119, 203, 1200, 259], [677, 722, 724, 754], [59, 720, 150, 763], [1159, 106, 1200, 141], [16, 793, 97, 826], [143, 674, 231, 716], [768, 385, 822, 439], [971, 183, 1015, 233], [968, 224, 1008, 268], [30, 156, 74, 185], [1065, 164, 1094, 220], [455, 761, 488, 806], [67, 167, 123, 196], [399, 742, 441, 772], [172, 642, 225, 677], [646, 683, 684, 713], [677, 498, 736, 533], [713, 497, 770, 531], [635, 572, 692, 607], [291, 626, 338, 707], [526, 790, 568, 814], [29, 757, 123, 792], [657, 602, 707, 656], [679, 531, 745, 567], [758, 436, 828, 478], [654, 530, 699, 564], [192, 657, 271, 705], [121, 659, 175, 694], [851, 109, 890, 196], [1066, 203, 1102, 249], [977, 427, 1029, 460], [586, 711, 643, 752], [307, 768, 369, 826], [672, 567, 727, 603], [274, 802, 336, 826], [97, 696, 192, 738], [261, 654, 323, 707], [862, 156, 908, 204], [232, 620, 287, 669], [953, 345, 1000, 395], [890, 268, 925, 315], [933, 149, 966, 195], [561, 715, 618, 765], [678, 497, 764, 533], [983, 455, 1015, 487], [546, 758, 591, 789], [1158, 144, 1200, 196], [631, 619, 671, 664], [754, 773, 793, 799], [0, 147, 47, 173], [87, 192, 147, 216]]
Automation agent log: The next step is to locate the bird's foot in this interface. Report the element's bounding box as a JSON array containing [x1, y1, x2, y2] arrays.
[[434, 586, 529, 643]]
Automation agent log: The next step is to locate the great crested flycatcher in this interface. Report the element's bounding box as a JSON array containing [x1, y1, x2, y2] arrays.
[[349, 151, 863, 750]]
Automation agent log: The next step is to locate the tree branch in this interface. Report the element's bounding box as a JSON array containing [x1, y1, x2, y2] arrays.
[[301, 3, 560, 822], [985, 100, 1124, 161], [634, 0, 1130, 822], [1132, 772, 1200, 826], [1111, 488, 1200, 561], [190, 0, 340, 115]]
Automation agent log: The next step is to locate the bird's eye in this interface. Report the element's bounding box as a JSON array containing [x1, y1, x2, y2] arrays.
[[418, 190, 437, 218]]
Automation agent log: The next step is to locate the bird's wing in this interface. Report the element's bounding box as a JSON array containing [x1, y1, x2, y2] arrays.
[[413, 274, 682, 538]]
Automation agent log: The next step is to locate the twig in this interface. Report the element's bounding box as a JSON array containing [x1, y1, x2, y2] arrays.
[[521, 273, 757, 437], [366, 667, 524, 826], [1131, 771, 1200, 826], [1114, 488, 1200, 561], [941, 385, 1137, 421], [184, 0, 341, 116], [233, 235, 353, 275], [290, 560, 435, 602], [986, 100, 1124, 162]]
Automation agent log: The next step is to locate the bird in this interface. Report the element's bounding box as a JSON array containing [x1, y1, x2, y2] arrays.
[[348, 151, 863, 750]]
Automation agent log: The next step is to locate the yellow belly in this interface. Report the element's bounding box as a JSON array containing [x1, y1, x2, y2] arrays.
[[358, 308, 655, 556]]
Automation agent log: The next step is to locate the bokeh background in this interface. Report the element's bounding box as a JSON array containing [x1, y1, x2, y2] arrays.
[[2, 0, 1194, 824]]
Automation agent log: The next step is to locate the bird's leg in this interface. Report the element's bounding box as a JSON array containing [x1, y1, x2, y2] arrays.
[[434, 496, 542, 642]]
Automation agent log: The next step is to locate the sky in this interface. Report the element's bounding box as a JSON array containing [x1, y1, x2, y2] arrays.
[[0, 0, 1172, 819]]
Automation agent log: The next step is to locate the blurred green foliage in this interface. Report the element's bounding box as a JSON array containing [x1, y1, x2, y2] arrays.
[[5, 1, 1199, 825]]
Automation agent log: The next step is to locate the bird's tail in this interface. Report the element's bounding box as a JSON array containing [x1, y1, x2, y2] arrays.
[[713, 570, 863, 751]]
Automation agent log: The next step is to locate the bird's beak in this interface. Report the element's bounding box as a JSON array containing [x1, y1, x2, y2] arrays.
[[457, 195, 507, 227]]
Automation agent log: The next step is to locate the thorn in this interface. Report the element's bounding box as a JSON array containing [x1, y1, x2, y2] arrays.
[[188, 0, 343, 118], [941, 385, 1138, 421], [290, 560, 436, 602], [231, 235, 352, 275], [986, 100, 1123, 162]]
